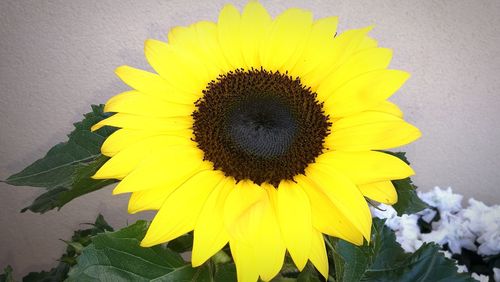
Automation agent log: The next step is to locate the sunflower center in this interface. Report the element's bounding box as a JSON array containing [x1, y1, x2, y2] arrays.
[[192, 69, 330, 187], [226, 95, 296, 158]]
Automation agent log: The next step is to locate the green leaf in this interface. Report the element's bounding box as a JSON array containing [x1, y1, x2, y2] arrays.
[[22, 214, 113, 281], [334, 239, 368, 282], [381, 151, 428, 215], [329, 219, 386, 281], [364, 243, 475, 282], [166, 233, 193, 253], [5, 105, 117, 213], [331, 219, 474, 282], [67, 221, 213, 282], [22, 263, 69, 282], [365, 219, 408, 271], [0, 266, 14, 282], [92, 214, 115, 234], [214, 263, 236, 282], [296, 263, 322, 282], [391, 177, 428, 216]]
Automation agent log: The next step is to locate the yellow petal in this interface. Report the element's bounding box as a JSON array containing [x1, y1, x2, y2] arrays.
[[112, 146, 209, 194], [254, 184, 286, 281], [331, 111, 399, 130], [224, 182, 286, 281], [191, 178, 235, 267], [290, 16, 338, 78], [168, 25, 196, 45], [127, 169, 211, 214], [295, 174, 364, 245], [90, 113, 192, 132], [194, 21, 232, 73], [93, 135, 193, 179], [276, 180, 312, 270], [114, 65, 195, 104], [168, 24, 223, 80], [358, 181, 398, 204], [104, 90, 195, 117], [230, 240, 259, 282], [100, 129, 159, 157], [223, 180, 267, 244], [301, 26, 373, 90], [240, 1, 272, 68], [316, 151, 414, 185], [218, 4, 245, 68], [317, 47, 393, 101], [309, 229, 328, 279], [167, 25, 197, 52], [324, 112, 421, 151], [358, 35, 378, 50], [323, 69, 410, 117], [260, 8, 313, 72], [305, 163, 372, 241], [141, 170, 224, 247], [101, 128, 192, 157], [369, 100, 403, 118], [128, 188, 168, 214], [144, 39, 209, 95]]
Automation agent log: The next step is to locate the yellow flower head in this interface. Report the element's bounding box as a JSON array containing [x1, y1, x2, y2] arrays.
[[92, 2, 421, 281]]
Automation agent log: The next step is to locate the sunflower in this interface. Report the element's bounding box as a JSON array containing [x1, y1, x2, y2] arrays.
[[91, 1, 421, 281]]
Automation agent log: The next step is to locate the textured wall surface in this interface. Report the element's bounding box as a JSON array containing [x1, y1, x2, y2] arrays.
[[1, 0, 499, 278]]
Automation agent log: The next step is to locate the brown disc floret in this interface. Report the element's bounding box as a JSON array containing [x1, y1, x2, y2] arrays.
[[192, 68, 331, 187]]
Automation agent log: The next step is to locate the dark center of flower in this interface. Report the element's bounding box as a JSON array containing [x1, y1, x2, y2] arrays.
[[226, 95, 296, 158], [192, 69, 330, 187]]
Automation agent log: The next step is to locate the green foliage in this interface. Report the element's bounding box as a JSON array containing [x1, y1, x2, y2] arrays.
[[0, 266, 14, 282], [391, 177, 429, 216], [296, 264, 323, 282], [5, 105, 117, 213], [330, 219, 475, 282], [167, 232, 193, 253], [67, 221, 213, 282], [22, 264, 69, 282], [213, 263, 237, 282], [7, 217, 473, 282], [21, 214, 113, 282], [382, 151, 428, 215]]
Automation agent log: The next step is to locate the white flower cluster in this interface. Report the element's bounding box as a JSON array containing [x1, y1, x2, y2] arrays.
[[370, 186, 500, 282]]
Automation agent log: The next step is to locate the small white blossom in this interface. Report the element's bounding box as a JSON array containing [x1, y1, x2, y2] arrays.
[[371, 186, 500, 278], [418, 208, 437, 223], [456, 264, 468, 273], [471, 273, 489, 282], [493, 268, 500, 282], [462, 199, 500, 256], [421, 213, 476, 254], [418, 186, 463, 213], [392, 214, 423, 252]]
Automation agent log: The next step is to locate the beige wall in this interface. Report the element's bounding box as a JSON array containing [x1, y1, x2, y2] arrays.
[[1, 0, 499, 278]]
